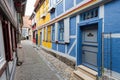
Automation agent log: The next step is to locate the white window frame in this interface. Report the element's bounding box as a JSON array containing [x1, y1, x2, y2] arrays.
[[42, 28, 44, 41], [64, 18, 70, 43], [0, 20, 6, 69], [55, 23, 58, 41]]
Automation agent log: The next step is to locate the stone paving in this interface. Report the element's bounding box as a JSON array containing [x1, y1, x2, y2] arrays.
[[14, 40, 61, 80], [14, 40, 119, 80], [35, 47, 75, 80]]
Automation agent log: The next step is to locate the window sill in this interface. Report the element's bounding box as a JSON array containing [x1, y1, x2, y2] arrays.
[[51, 41, 55, 42], [0, 58, 6, 67], [0, 60, 7, 77], [52, 41, 69, 44], [58, 41, 65, 44], [54, 41, 65, 44], [43, 40, 45, 42], [46, 41, 52, 42]]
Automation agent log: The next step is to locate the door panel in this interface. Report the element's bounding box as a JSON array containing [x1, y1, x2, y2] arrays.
[[83, 50, 97, 66], [82, 46, 98, 53], [83, 29, 97, 42], [82, 24, 98, 69]]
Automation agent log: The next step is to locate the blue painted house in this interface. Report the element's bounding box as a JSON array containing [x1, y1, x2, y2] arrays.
[[37, 0, 120, 79]]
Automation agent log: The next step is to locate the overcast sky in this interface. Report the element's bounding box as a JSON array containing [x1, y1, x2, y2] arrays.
[[25, 0, 36, 16]]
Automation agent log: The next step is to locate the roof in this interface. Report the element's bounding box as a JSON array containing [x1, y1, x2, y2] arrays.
[[14, 0, 27, 16], [34, 0, 40, 8], [34, 0, 44, 12], [29, 12, 35, 20]]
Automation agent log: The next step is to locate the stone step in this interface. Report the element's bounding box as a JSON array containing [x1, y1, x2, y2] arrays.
[[73, 71, 95, 80], [77, 65, 98, 80]]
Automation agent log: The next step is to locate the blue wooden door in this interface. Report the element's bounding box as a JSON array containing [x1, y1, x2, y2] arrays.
[[81, 24, 98, 70]]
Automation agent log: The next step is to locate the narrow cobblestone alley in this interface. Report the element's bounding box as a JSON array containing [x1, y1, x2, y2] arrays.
[[1, 0, 120, 80], [14, 40, 61, 80]]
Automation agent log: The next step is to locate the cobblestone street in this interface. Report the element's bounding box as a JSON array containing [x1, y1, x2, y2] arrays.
[[1, 0, 120, 80], [14, 40, 62, 80]]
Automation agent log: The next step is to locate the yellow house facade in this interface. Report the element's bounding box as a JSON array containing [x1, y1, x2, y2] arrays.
[[34, 0, 51, 48]]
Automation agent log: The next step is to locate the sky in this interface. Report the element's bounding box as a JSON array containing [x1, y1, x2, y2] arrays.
[[25, 0, 36, 16]]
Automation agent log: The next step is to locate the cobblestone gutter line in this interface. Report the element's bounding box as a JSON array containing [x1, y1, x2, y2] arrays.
[[34, 47, 75, 80]]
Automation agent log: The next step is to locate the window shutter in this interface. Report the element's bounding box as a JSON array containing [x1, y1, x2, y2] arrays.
[[51, 25, 53, 41], [45, 27, 47, 41], [8, 22, 13, 60], [2, 21, 13, 61], [64, 18, 70, 43], [55, 23, 58, 42], [42, 28, 44, 41]]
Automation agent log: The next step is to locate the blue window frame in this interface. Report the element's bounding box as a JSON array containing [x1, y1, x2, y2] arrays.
[[52, 24, 55, 41], [80, 8, 98, 21], [58, 20, 64, 41]]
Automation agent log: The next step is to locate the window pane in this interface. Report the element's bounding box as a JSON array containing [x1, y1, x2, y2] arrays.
[[80, 8, 98, 21], [52, 24, 55, 41], [0, 21, 5, 60], [52, 31, 55, 41], [57, 0, 60, 2], [47, 26, 51, 41], [60, 33, 61, 40], [58, 20, 64, 41], [44, 28, 46, 40]]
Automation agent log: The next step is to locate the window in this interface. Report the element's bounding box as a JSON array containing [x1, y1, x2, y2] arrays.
[[50, 0, 56, 6], [80, 8, 98, 21], [52, 24, 55, 41], [58, 20, 64, 41], [2, 21, 13, 61], [0, 21, 5, 64], [44, 28, 46, 41], [56, 0, 61, 2], [47, 26, 51, 42], [10, 27, 16, 51]]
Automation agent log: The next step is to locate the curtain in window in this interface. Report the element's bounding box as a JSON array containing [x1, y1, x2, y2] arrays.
[[58, 20, 64, 41]]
